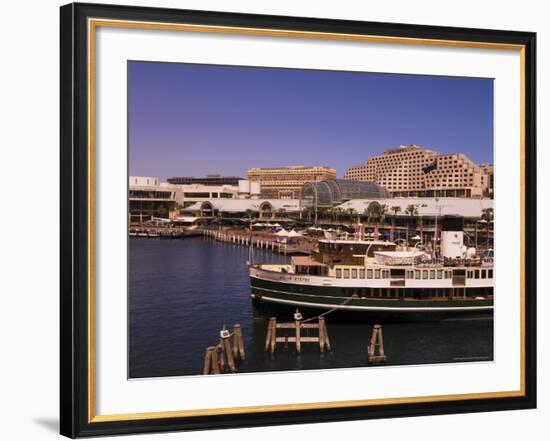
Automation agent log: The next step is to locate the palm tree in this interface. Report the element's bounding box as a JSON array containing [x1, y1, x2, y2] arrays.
[[379, 204, 389, 226], [390, 205, 401, 240], [366, 201, 381, 226], [481, 208, 494, 248], [363, 208, 370, 225], [390, 205, 401, 228], [347, 208, 357, 223], [481, 207, 494, 222], [404, 204, 418, 244]]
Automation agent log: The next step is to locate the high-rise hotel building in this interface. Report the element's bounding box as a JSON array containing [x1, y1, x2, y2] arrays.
[[344, 145, 491, 198], [248, 165, 337, 199]]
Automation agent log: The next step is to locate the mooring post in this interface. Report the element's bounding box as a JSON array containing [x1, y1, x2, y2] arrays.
[[220, 326, 236, 373], [265, 317, 275, 352], [319, 316, 331, 352], [368, 326, 378, 359], [270, 318, 277, 354], [203, 346, 214, 375], [318, 317, 325, 353], [294, 310, 302, 354], [233, 324, 245, 360], [211, 347, 221, 374], [377, 325, 385, 358], [368, 324, 386, 363]]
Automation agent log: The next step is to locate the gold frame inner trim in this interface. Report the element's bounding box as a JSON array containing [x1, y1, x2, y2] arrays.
[[87, 18, 527, 423]]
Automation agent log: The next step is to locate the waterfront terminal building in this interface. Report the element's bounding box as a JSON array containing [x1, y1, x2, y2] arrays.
[[344, 145, 491, 199], [129, 176, 261, 221], [247, 165, 336, 199]]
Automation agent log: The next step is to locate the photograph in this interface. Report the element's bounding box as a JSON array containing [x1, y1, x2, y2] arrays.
[[127, 61, 495, 379]]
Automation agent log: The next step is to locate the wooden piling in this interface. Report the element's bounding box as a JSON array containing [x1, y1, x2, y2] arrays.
[[265, 317, 275, 352], [319, 316, 331, 352], [211, 347, 221, 374], [233, 324, 245, 360], [368, 324, 387, 363], [295, 319, 302, 354], [271, 319, 277, 354], [318, 318, 326, 353], [203, 346, 214, 375], [220, 327, 236, 373]]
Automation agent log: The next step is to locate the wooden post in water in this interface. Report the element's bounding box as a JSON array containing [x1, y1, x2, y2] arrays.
[[203, 346, 221, 375], [294, 310, 302, 354], [203, 346, 214, 375], [368, 324, 387, 363], [233, 324, 245, 361], [211, 347, 221, 374], [318, 316, 331, 352], [265, 317, 277, 354], [220, 326, 236, 372]]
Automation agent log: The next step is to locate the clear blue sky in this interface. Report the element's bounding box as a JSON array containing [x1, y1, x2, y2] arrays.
[[129, 61, 493, 180]]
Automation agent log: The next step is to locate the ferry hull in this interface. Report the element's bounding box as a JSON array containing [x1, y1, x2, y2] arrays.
[[250, 275, 493, 322]]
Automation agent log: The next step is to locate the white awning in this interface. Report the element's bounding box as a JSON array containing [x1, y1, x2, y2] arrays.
[[175, 216, 198, 223], [288, 229, 302, 237]]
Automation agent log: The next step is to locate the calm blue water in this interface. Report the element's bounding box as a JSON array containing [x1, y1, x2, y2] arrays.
[[129, 237, 493, 378]]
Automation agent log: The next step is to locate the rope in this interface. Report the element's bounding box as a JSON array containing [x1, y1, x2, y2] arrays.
[[301, 295, 356, 323]]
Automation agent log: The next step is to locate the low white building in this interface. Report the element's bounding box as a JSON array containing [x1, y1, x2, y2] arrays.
[[183, 199, 301, 218], [335, 197, 493, 219]]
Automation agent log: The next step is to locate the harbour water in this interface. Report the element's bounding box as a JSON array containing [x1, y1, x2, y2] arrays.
[[129, 236, 493, 378]]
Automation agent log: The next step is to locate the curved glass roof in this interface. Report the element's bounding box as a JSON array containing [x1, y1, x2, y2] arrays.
[[300, 179, 391, 208]]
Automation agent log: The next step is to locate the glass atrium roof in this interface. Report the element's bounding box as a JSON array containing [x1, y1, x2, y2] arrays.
[[300, 179, 391, 208]]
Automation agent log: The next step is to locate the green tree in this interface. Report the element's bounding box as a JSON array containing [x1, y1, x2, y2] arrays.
[[404, 204, 418, 243], [390, 205, 401, 229]]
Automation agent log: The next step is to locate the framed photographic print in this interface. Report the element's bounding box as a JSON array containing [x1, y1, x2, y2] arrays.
[[60, 2, 537, 438]]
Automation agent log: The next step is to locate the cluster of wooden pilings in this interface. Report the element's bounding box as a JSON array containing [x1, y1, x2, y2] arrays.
[[203, 229, 289, 254], [203, 324, 245, 375], [264, 314, 331, 355], [367, 324, 386, 363]]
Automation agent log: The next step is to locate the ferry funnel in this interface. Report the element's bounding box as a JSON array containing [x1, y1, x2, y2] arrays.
[[440, 216, 465, 259]]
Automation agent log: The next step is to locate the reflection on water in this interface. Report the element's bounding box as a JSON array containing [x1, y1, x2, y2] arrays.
[[129, 237, 493, 378]]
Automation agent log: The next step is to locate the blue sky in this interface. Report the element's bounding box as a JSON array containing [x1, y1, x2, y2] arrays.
[[129, 61, 493, 180]]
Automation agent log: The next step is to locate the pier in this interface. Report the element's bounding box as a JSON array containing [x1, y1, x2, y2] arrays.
[[202, 228, 314, 255]]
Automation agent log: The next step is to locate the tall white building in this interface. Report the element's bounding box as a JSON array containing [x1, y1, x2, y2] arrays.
[[344, 145, 490, 198]]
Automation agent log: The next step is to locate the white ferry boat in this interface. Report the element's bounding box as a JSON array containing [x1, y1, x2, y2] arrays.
[[249, 216, 493, 320]]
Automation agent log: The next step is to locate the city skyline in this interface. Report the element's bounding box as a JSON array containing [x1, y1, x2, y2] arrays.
[[129, 61, 494, 181]]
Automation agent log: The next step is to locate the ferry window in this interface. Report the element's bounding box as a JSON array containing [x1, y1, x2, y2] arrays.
[[336, 269, 342, 278], [445, 271, 452, 279], [359, 269, 365, 279], [415, 270, 421, 279], [344, 269, 350, 279], [488, 269, 493, 278], [430, 270, 436, 279], [475, 270, 480, 279], [467, 271, 472, 278], [384, 270, 390, 279], [352, 269, 358, 278], [375, 269, 381, 279], [481, 270, 486, 279], [367, 269, 373, 278], [422, 270, 428, 279], [437, 270, 443, 279]]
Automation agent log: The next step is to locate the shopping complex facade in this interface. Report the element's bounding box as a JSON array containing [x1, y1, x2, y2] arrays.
[[129, 144, 493, 225]]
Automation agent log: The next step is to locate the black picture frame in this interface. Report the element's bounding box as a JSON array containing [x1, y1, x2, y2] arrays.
[[60, 2, 537, 438]]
